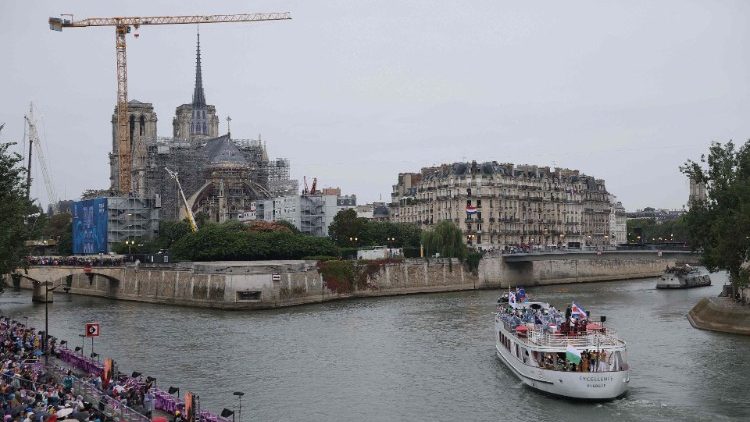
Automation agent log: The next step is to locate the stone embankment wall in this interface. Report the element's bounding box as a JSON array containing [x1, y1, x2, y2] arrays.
[[688, 297, 750, 335], [17, 251, 701, 309], [19, 259, 476, 310]]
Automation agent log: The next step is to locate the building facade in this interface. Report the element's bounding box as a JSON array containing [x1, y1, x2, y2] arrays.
[[609, 195, 627, 246], [252, 193, 356, 236], [390, 161, 612, 250]]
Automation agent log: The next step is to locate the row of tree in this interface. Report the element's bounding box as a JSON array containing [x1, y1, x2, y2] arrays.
[[625, 216, 689, 244]]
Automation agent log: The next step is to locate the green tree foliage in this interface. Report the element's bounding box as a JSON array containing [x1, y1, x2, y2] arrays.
[[156, 220, 193, 250], [0, 143, 35, 277], [170, 221, 338, 261], [328, 209, 368, 245], [681, 140, 750, 286], [328, 209, 422, 251], [421, 220, 467, 260], [626, 217, 688, 244]]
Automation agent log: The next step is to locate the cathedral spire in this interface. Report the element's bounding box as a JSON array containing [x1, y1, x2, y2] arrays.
[[190, 27, 209, 137], [192, 27, 207, 108]]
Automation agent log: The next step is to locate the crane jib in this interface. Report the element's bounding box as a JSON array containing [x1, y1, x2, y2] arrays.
[[50, 13, 291, 29]]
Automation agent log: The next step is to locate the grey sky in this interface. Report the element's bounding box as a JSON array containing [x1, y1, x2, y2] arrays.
[[2, 0, 749, 211]]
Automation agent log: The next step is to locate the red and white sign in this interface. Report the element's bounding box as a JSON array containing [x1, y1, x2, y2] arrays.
[[85, 323, 100, 337]]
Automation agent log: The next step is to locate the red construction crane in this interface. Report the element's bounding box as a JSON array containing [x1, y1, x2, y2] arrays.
[[49, 12, 292, 195]]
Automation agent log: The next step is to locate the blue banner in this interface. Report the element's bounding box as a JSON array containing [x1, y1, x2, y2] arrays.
[[72, 198, 108, 254]]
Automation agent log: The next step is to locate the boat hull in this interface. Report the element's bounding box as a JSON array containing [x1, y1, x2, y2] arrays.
[[495, 344, 629, 400], [656, 274, 711, 289]]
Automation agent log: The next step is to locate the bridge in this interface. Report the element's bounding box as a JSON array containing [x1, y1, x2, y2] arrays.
[[11, 266, 124, 302], [479, 249, 702, 287]]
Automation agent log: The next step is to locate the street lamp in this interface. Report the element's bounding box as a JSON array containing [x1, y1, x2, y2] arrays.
[[77, 334, 85, 356], [233, 391, 245, 422], [125, 239, 135, 256], [42, 280, 64, 365], [349, 237, 358, 246]]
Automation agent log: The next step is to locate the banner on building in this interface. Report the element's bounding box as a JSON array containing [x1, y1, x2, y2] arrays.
[[72, 198, 108, 254]]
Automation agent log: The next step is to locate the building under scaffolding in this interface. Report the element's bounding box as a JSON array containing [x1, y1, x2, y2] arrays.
[[108, 33, 297, 224]]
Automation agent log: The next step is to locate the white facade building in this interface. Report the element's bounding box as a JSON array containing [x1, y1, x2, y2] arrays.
[[252, 194, 356, 236], [608, 195, 627, 246]]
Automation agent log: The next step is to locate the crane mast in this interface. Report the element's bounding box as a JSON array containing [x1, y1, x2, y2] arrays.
[[49, 12, 292, 196], [24, 104, 59, 212], [165, 167, 198, 233]]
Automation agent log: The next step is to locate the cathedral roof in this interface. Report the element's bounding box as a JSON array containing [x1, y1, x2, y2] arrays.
[[203, 134, 248, 167]]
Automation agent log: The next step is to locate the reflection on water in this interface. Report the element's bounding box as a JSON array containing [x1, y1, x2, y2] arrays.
[[1, 272, 749, 421]]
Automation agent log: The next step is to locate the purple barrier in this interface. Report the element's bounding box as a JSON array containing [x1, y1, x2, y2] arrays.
[[58, 347, 103, 376], [57, 347, 230, 422]]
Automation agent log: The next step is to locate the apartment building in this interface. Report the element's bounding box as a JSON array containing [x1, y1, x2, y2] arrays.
[[390, 161, 612, 250]]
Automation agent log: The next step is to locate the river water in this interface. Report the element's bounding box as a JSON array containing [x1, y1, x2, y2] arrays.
[[1, 273, 748, 421]]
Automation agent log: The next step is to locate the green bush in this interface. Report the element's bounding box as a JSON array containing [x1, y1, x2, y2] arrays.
[[171, 223, 339, 261]]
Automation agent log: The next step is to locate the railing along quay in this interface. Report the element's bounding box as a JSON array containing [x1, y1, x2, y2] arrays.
[[56, 347, 231, 422]]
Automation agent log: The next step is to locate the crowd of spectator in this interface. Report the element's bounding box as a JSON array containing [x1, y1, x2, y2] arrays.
[[23, 258, 123, 268], [0, 317, 109, 422]]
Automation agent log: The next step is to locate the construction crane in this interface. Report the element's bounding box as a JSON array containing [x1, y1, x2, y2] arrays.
[[49, 12, 292, 196], [165, 167, 198, 232], [24, 103, 59, 212]]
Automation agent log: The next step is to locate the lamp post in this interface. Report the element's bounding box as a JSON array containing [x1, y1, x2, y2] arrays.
[[126, 239, 134, 255], [233, 391, 244, 422], [78, 334, 85, 356], [43, 281, 62, 366]]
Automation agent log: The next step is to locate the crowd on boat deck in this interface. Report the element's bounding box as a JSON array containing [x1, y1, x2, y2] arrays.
[[537, 350, 614, 372], [497, 289, 596, 336], [0, 317, 158, 422]]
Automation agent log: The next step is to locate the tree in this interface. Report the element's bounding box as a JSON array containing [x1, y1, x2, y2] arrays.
[[0, 143, 34, 278], [328, 209, 368, 246], [681, 140, 750, 290], [421, 220, 467, 261]]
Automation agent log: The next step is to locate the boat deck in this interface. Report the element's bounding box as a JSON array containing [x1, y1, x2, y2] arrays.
[[495, 316, 626, 351]]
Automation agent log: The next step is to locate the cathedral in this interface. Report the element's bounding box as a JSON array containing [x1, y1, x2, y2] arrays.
[[108, 33, 297, 223]]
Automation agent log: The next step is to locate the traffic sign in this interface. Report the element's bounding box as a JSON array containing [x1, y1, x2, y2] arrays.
[[85, 323, 100, 337]]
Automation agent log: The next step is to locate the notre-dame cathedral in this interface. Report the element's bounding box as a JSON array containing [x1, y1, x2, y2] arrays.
[[108, 33, 297, 222]]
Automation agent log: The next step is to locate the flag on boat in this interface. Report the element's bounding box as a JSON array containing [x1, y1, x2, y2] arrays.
[[571, 302, 587, 319], [508, 291, 517, 305], [466, 205, 478, 214], [517, 287, 526, 302], [566, 345, 581, 364]]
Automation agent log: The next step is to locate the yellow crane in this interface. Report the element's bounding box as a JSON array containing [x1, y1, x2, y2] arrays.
[[165, 167, 198, 232], [49, 12, 292, 196]]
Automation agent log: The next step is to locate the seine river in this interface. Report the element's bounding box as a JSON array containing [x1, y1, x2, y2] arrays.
[[1, 274, 748, 421]]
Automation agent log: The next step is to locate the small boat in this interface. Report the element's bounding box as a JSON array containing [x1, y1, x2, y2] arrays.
[[494, 298, 629, 400], [656, 264, 711, 289]]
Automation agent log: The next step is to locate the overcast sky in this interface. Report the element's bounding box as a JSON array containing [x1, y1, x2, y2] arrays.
[[2, 0, 749, 211]]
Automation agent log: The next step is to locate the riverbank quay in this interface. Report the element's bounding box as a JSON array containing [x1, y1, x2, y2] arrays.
[[14, 250, 700, 310], [0, 316, 229, 422], [687, 296, 750, 335]]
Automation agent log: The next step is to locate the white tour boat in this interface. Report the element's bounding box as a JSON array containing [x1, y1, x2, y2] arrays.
[[494, 299, 629, 400]]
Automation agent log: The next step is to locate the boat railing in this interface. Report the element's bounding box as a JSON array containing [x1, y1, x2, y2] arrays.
[[497, 315, 624, 349], [526, 329, 624, 349]]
